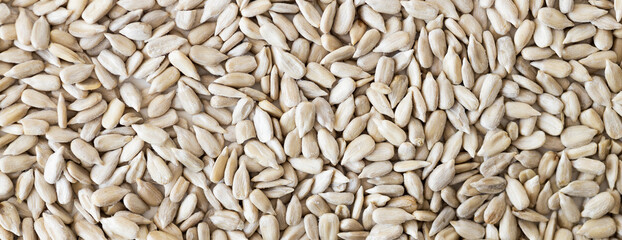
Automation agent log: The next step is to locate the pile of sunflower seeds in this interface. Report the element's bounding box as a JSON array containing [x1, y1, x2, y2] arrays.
[[1, 0, 622, 239]]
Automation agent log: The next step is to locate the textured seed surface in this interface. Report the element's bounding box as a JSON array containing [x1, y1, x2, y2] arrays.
[[0, 0, 621, 239]]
